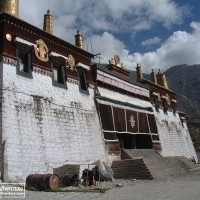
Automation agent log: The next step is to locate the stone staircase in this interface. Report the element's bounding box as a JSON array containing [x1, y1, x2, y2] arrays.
[[124, 149, 199, 180], [111, 159, 153, 180]]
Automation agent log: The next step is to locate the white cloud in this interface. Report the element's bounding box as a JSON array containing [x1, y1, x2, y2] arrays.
[[88, 32, 125, 63], [121, 22, 200, 73], [141, 37, 161, 46], [20, 0, 187, 36], [19, 1, 198, 74]]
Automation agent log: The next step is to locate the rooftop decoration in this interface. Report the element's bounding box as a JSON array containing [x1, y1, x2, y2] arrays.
[[109, 54, 127, 70], [107, 54, 129, 78]]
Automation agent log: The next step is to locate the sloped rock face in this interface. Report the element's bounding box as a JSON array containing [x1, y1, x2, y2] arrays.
[[166, 64, 200, 118]]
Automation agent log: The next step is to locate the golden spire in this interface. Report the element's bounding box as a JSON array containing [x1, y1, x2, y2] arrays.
[[156, 70, 169, 89], [0, 0, 19, 17], [43, 10, 53, 34], [161, 72, 169, 89], [74, 30, 83, 49], [136, 63, 143, 81], [151, 69, 157, 84]]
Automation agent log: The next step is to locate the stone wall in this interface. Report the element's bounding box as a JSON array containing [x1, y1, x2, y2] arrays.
[[1, 61, 107, 182], [154, 108, 198, 162], [0, 62, 3, 179]]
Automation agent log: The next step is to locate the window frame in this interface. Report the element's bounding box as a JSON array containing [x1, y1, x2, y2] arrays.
[[77, 66, 89, 94], [51, 57, 67, 89], [16, 47, 33, 78]]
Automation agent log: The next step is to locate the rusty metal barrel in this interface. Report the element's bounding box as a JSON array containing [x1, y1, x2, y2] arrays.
[[26, 174, 60, 190]]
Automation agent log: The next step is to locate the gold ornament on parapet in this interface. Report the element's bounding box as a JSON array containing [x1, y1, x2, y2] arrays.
[[114, 54, 121, 66], [5, 33, 12, 41], [109, 53, 126, 69], [34, 39, 49, 62], [68, 54, 75, 71]]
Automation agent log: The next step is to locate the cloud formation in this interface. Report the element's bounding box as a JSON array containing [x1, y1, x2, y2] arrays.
[[19, 0, 199, 73], [20, 0, 187, 37], [123, 22, 200, 72], [141, 37, 161, 47]]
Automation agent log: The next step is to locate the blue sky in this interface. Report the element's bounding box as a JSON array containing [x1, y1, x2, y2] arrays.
[[20, 0, 200, 72]]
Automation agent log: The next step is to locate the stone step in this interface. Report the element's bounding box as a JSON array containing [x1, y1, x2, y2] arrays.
[[122, 149, 199, 180], [112, 162, 146, 167], [112, 167, 150, 173], [113, 171, 152, 176], [114, 174, 153, 180], [112, 159, 153, 180], [123, 149, 162, 159]]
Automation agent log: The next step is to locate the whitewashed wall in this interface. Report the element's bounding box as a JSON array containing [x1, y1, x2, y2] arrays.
[[154, 108, 198, 162], [1, 61, 107, 182]]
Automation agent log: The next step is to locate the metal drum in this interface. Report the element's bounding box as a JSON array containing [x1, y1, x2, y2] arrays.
[[26, 174, 60, 190]]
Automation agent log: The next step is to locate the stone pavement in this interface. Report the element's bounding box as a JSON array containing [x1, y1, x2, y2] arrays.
[[2, 170, 200, 200], [23, 180, 200, 200]]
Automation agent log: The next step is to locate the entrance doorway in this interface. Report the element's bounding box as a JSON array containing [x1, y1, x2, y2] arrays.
[[117, 134, 153, 149]]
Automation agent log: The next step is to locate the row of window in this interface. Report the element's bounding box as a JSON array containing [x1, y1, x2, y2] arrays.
[[16, 48, 89, 93], [152, 94, 177, 113]]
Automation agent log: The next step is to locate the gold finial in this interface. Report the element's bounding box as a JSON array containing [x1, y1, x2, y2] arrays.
[[161, 72, 169, 89], [74, 30, 83, 49], [156, 70, 169, 89], [136, 63, 143, 81], [43, 9, 53, 34], [0, 0, 19, 17], [151, 69, 157, 84]]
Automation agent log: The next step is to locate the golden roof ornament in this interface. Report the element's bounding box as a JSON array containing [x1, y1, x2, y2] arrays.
[[43, 9, 53, 34], [74, 30, 83, 49], [114, 54, 120, 66], [109, 54, 126, 69], [0, 0, 19, 17]]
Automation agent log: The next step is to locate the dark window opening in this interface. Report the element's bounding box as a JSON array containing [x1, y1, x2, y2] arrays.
[[117, 134, 152, 149], [16, 48, 32, 77], [171, 101, 177, 114], [153, 96, 159, 111], [162, 99, 168, 113], [77, 67, 89, 93], [52, 60, 67, 88], [79, 70, 87, 90]]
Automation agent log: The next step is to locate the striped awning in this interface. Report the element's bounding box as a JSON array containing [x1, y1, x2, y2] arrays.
[[96, 88, 158, 135]]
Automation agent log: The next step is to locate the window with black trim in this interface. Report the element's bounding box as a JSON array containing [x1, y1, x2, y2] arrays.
[[162, 98, 168, 113], [16, 48, 32, 77], [153, 96, 159, 111], [171, 100, 177, 114], [152, 93, 160, 111], [52, 60, 67, 88], [77, 66, 89, 93]]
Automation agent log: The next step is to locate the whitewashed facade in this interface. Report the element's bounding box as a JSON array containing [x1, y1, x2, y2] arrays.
[[154, 108, 197, 162], [0, 58, 107, 182]]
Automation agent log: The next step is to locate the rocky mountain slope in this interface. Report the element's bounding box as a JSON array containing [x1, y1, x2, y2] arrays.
[[166, 64, 200, 118]]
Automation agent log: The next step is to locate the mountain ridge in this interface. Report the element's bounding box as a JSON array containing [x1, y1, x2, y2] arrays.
[[166, 64, 200, 118]]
